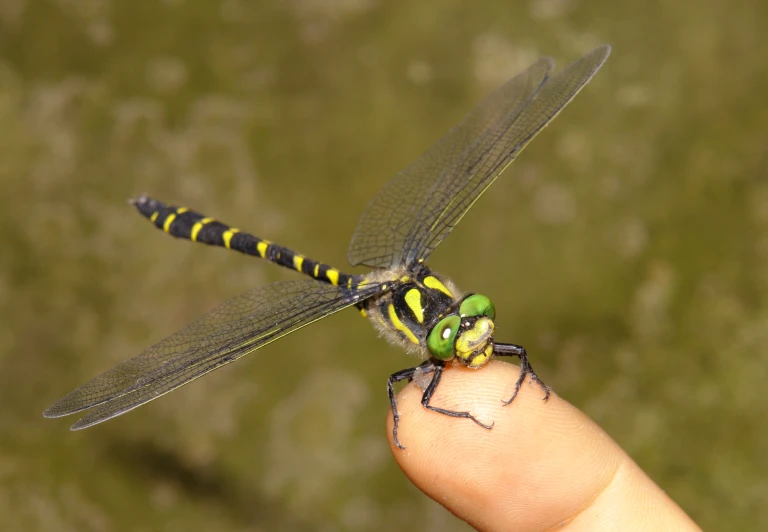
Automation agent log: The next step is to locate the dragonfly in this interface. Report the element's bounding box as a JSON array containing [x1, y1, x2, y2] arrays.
[[44, 45, 611, 449]]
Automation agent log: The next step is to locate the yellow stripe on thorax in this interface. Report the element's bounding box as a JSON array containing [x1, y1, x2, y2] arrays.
[[150, 212, 159, 223], [191, 217, 215, 241], [256, 240, 270, 258], [163, 213, 176, 233], [222, 228, 240, 249], [423, 276, 452, 297], [404, 288, 424, 323], [387, 303, 419, 345], [176, 207, 189, 214], [313, 264, 320, 277]]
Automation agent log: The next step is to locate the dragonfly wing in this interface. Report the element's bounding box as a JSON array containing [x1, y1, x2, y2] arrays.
[[347, 45, 610, 269], [44, 279, 387, 429]]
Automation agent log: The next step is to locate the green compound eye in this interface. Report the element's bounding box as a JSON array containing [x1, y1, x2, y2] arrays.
[[459, 294, 496, 320], [427, 315, 461, 360]]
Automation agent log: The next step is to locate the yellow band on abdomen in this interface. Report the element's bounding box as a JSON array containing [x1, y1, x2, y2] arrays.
[[163, 213, 176, 233]]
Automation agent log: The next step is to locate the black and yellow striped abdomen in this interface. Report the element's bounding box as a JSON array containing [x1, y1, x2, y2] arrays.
[[132, 195, 360, 288]]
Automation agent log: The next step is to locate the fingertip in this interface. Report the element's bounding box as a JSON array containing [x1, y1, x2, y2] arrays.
[[387, 361, 696, 531]]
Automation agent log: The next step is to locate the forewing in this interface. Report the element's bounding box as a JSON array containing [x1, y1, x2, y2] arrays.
[[44, 279, 387, 429], [348, 45, 610, 269], [347, 56, 552, 269]]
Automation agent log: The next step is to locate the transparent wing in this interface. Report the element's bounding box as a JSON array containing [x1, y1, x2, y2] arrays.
[[44, 279, 387, 429], [348, 45, 611, 269]]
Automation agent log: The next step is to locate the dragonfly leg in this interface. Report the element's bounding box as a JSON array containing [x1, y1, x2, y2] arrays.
[[420, 360, 494, 431], [388, 361, 431, 450], [494, 343, 551, 405]]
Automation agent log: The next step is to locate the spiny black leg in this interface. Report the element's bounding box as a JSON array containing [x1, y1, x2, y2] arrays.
[[421, 361, 494, 430], [494, 343, 551, 405], [504, 355, 529, 406], [388, 361, 432, 450]]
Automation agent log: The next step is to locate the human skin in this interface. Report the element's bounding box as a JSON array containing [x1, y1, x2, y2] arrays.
[[388, 360, 701, 531]]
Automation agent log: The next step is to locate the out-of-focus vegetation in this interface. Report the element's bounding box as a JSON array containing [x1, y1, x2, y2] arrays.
[[1, 0, 766, 530]]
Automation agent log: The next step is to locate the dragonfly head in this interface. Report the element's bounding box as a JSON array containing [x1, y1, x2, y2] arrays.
[[427, 294, 496, 368]]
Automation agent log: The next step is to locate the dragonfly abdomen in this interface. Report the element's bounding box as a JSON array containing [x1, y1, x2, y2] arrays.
[[132, 195, 358, 288]]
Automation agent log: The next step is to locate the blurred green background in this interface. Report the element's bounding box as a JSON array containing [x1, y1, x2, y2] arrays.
[[1, 0, 766, 530]]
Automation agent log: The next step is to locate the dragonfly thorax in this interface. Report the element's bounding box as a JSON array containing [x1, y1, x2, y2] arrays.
[[362, 266, 498, 367], [362, 267, 459, 355]]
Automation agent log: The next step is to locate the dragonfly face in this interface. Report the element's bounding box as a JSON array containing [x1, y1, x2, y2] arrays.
[[427, 293, 496, 368]]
